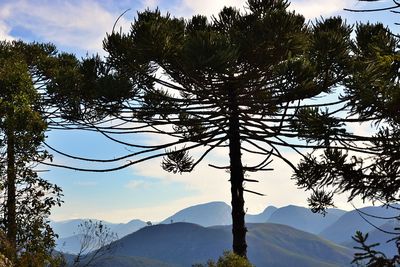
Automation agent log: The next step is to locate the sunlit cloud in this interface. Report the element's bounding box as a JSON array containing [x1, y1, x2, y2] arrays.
[[0, 23, 13, 41], [0, 0, 131, 54], [0, 5, 13, 40], [172, 0, 246, 17], [130, 146, 306, 215], [290, 0, 358, 19], [166, 0, 359, 20]]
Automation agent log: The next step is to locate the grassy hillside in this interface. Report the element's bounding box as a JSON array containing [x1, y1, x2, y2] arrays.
[[93, 255, 177, 267], [64, 253, 176, 267], [246, 223, 352, 267], [104, 222, 353, 267]]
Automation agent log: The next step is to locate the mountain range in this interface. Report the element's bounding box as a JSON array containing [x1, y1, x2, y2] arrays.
[[54, 201, 400, 265], [75, 222, 353, 267], [266, 205, 346, 234]]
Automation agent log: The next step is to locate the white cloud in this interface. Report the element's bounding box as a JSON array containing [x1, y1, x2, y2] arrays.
[[131, 146, 304, 215], [131, 152, 230, 194], [289, 0, 356, 19], [0, 23, 13, 41], [1, 0, 131, 54], [171, 0, 362, 20], [173, 0, 247, 17], [49, 143, 372, 223], [0, 5, 14, 41], [129, 136, 373, 219]]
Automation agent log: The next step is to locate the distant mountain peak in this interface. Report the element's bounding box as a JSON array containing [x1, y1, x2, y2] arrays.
[[161, 201, 232, 227], [267, 205, 346, 234]]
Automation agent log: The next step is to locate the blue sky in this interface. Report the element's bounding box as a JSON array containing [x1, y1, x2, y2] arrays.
[[0, 0, 398, 223]]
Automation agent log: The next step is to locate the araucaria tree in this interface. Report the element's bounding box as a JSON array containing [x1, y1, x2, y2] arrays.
[[293, 22, 400, 212], [13, 0, 398, 261], [69, 0, 356, 258], [0, 41, 64, 265], [291, 5, 400, 265]]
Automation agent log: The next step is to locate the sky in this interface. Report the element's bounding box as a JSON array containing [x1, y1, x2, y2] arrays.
[[0, 0, 399, 223]]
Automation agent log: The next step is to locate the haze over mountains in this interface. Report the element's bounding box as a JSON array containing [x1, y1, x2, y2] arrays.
[[267, 205, 346, 234], [51, 219, 147, 239], [320, 205, 400, 244], [54, 201, 400, 266]]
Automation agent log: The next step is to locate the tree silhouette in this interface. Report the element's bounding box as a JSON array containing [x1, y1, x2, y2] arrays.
[[293, 22, 400, 211], [44, 0, 378, 258], [92, 0, 355, 257], [306, 3, 400, 265]]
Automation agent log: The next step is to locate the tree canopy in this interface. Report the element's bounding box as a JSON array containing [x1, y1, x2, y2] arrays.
[[293, 22, 400, 211], [2, 0, 397, 262], [42, 0, 367, 257]]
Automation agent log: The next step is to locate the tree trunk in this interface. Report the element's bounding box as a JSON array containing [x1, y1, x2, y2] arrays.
[[228, 87, 247, 258], [5, 109, 17, 260]]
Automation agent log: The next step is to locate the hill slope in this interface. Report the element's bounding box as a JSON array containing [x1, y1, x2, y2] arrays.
[[64, 253, 176, 267], [107, 222, 353, 267], [88, 255, 177, 267]]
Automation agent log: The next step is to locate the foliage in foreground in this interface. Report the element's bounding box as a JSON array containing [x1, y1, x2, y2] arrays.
[[71, 220, 118, 267], [352, 230, 400, 267], [193, 251, 254, 267]]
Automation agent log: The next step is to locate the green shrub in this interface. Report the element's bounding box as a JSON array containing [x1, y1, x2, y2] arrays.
[[193, 251, 254, 267]]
